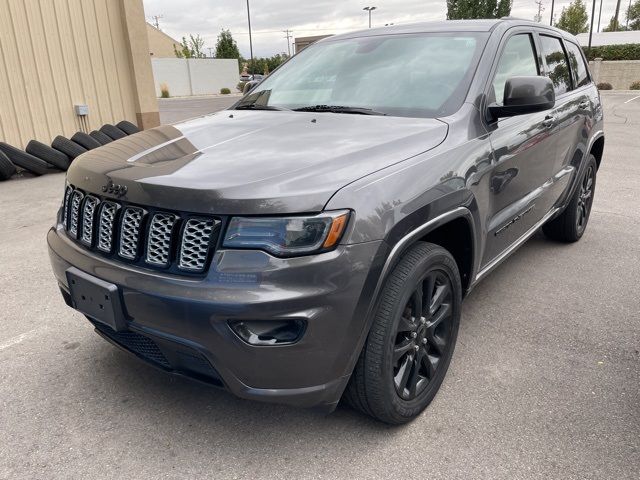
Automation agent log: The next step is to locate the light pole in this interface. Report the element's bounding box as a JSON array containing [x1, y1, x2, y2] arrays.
[[363, 6, 377, 28], [598, 0, 604, 31], [588, 0, 597, 54], [550, 0, 555, 25], [246, 0, 254, 73]]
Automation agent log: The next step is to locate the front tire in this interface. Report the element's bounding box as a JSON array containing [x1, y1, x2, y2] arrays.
[[345, 242, 461, 424], [543, 154, 597, 242]]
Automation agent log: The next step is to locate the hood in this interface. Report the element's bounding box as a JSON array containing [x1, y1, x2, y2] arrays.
[[67, 110, 448, 215]]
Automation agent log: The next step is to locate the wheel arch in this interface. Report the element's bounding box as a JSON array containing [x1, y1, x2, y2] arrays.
[[590, 135, 605, 170], [377, 206, 477, 301]]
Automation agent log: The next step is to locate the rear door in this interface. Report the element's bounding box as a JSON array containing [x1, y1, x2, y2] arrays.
[[536, 33, 587, 206]]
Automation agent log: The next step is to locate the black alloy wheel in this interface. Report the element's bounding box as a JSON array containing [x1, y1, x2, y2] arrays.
[[542, 154, 597, 243], [344, 242, 461, 424], [393, 270, 454, 400], [576, 163, 595, 234]]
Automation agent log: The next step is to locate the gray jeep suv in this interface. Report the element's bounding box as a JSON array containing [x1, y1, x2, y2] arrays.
[[48, 19, 603, 424]]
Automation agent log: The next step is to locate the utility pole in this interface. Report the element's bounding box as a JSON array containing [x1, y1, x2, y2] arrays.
[[588, 0, 597, 53], [550, 0, 555, 26], [598, 0, 604, 31], [246, 0, 254, 73], [534, 0, 544, 23], [283, 29, 293, 57], [151, 14, 163, 30], [363, 6, 377, 28]]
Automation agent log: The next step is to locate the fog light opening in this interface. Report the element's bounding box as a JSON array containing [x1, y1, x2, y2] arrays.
[[229, 319, 306, 346]]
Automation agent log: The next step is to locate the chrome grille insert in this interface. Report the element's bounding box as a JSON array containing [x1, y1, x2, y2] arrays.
[[62, 185, 218, 274], [81, 196, 100, 245], [97, 201, 119, 253], [69, 191, 85, 238], [62, 185, 73, 226], [119, 207, 145, 260], [146, 213, 177, 266], [178, 218, 217, 272]]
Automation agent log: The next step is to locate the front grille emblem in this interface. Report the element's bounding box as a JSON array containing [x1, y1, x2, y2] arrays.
[[102, 180, 128, 197]]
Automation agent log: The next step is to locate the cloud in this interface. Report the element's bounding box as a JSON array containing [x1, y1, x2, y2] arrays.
[[143, 0, 620, 58]]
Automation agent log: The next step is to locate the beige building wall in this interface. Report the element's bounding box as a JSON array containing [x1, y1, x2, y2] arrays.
[[147, 23, 180, 58], [589, 59, 640, 90], [0, 0, 159, 149]]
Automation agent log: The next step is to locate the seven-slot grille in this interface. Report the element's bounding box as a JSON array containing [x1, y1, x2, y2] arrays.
[[62, 185, 219, 273]]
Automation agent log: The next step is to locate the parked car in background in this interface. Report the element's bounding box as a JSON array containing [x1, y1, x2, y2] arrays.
[[239, 73, 264, 82], [49, 19, 603, 424]]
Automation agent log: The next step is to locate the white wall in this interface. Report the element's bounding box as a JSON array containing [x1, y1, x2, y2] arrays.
[[151, 58, 238, 97], [576, 31, 640, 47]]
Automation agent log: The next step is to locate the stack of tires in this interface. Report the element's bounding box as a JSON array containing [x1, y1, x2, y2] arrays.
[[0, 121, 139, 181]]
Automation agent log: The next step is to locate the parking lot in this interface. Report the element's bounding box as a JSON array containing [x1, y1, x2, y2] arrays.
[[0, 92, 638, 479]]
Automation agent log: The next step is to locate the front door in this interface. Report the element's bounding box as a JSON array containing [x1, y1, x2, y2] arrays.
[[482, 31, 559, 266]]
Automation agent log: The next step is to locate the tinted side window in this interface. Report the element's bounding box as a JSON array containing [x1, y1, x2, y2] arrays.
[[540, 35, 572, 95], [565, 41, 590, 88], [492, 34, 539, 104]]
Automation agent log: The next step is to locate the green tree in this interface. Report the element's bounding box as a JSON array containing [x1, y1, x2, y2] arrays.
[[243, 54, 289, 75], [215, 29, 241, 59], [555, 0, 589, 34], [602, 16, 628, 31], [174, 34, 206, 58], [447, 0, 512, 19], [628, 0, 640, 30]]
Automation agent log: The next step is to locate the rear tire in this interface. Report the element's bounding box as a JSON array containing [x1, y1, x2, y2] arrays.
[[89, 130, 113, 145], [71, 131, 102, 150], [51, 136, 87, 160], [100, 124, 127, 140], [543, 154, 597, 242], [26, 140, 71, 170], [0, 151, 16, 180], [116, 120, 140, 135], [0, 142, 50, 176], [345, 242, 461, 424]]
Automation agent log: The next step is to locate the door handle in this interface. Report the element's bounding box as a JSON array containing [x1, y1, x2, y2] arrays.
[[542, 115, 556, 128], [579, 101, 589, 109]]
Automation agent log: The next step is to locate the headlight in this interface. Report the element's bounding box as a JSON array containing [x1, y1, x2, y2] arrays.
[[223, 210, 350, 257]]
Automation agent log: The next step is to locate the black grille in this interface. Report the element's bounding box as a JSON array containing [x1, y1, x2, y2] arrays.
[[62, 185, 220, 274], [95, 323, 171, 368], [94, 322, 223, 385]]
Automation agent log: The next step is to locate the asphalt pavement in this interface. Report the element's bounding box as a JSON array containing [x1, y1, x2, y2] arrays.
[[0, 92, 638, 479]]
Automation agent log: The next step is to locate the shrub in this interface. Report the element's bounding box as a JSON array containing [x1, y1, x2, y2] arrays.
[[237, 81, 247, 92], [597, 82, 613, 90], [220, 87, 231, 95], [160, 83, 170, 98], [630, 81, 640, 90], [583, 43, 640, 61]]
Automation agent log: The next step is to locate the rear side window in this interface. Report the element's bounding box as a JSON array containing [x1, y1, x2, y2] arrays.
[[565, 41, 590, 88], [492, 34, 539, 104], [540, 35, 572, 96]]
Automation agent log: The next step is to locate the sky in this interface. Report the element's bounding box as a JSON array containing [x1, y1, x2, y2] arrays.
[[142, 0, 628, 58]]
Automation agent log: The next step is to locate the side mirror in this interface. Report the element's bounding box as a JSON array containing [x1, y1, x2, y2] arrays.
[[243, 80, 259, 94], [488, 76, 555, 120]]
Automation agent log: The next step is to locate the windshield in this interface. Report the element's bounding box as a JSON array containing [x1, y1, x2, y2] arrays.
[[235, 32, 488, 118]]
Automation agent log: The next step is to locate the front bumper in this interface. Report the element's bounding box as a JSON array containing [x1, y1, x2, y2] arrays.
[[48, 224, 383, 410]]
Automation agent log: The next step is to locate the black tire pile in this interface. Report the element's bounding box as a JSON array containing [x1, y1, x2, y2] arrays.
[[0, 121, 140, 181]]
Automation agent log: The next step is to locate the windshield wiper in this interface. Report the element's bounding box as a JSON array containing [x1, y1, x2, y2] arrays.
[[293, 105, 387, 116], [235, 104, 290, 111]]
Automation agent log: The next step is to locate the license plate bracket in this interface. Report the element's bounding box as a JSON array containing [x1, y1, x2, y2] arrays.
[[66, 267, 126, 331]]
